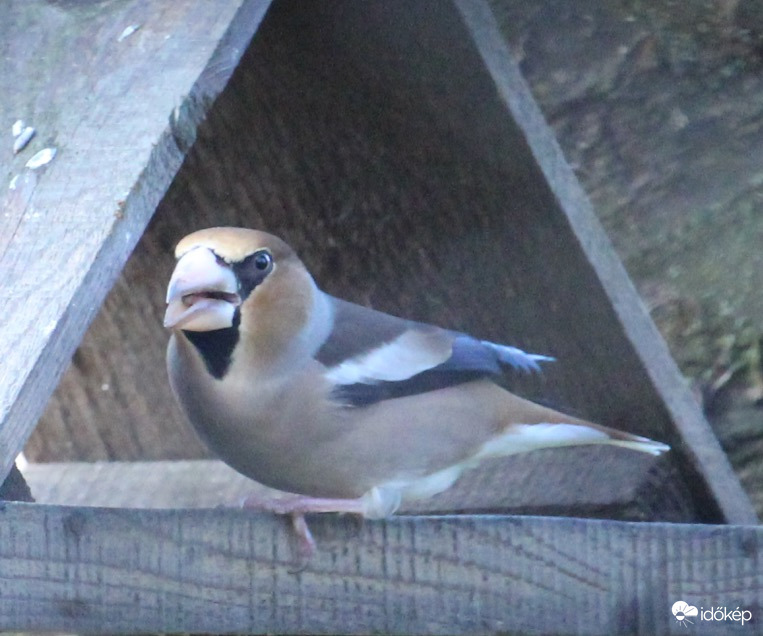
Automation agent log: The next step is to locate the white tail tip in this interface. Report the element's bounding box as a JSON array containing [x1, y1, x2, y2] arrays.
[[610, 436, 670, 456]]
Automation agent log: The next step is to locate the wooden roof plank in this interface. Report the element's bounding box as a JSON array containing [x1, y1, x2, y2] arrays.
[[0, 0, 272, 482], [452, 0, 757, 525], [0, 502, 760, 634]]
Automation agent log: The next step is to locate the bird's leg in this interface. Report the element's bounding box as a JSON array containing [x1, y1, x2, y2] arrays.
[[241, 492, 369, 559], [289, 513, 317, 560], [241, 491, 369, 515]]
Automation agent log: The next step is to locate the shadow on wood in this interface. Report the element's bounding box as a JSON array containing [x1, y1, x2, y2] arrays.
[[0, 464, 33, 503]]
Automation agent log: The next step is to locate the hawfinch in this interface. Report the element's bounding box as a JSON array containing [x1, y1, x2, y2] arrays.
[[164, 227, 669, 552]]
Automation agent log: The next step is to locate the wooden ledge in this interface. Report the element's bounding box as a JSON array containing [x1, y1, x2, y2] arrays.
[[0, 502, 760, 635]]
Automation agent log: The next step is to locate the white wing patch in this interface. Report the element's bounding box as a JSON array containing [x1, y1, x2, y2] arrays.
[[324, 329, 452, 385]]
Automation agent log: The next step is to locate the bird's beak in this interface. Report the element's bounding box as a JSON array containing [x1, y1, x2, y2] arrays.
[[164, 247, 240, 331]]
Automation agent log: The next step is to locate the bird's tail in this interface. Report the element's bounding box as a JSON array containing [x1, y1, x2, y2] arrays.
[[600, 428, 670, 456], [486, 389, 670, 458]]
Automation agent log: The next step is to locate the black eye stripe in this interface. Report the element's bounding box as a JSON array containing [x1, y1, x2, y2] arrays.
[[232, 249, 274, 299]]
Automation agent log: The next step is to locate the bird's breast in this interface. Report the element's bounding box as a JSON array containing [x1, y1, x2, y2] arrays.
[[168, 332, 347, 492]]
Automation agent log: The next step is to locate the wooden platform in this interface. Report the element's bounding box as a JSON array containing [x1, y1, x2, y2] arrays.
[[0, 0, 759, 634], [1, 503, 761, 635]]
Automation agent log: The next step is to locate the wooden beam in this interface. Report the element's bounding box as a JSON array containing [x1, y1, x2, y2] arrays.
[[0, 0, 272, 483], [0, 502, 760, 634], [451, 0, 757, 525]]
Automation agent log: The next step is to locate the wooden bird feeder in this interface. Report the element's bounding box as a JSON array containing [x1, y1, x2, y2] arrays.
[[1, 1, 760, 634]]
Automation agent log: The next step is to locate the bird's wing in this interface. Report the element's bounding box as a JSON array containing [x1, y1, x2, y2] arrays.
[[316, 297, 552, 407]]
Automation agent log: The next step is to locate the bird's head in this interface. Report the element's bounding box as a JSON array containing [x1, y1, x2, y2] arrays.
[[164, 227, 315, 338]]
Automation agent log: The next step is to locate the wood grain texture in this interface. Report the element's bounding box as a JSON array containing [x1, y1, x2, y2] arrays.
[[22, 453, 688, 521], [0, 502, 760, 635], [0, 0, 272, 482], [25, 0, 752, 523]]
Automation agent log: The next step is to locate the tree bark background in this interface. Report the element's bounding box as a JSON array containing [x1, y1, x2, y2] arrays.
[[490, 0, 763, 514]]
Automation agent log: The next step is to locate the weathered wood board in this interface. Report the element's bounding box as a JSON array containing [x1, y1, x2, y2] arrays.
[[0, 0, 272, 484], [0, 502, 760, 635], [24, 0, 755, 524]]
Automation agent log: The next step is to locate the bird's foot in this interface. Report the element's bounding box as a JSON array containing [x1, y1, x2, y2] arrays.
[[241, 492, 368, 515], [241, 492, 368, 562]]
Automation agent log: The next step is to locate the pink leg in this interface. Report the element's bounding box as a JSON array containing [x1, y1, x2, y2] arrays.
[[241, 492, 368, 558], [241, 492, 368, 515], [290, 514, 316, 560]]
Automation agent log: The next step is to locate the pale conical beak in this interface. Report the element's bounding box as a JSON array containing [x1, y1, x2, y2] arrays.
[[164, 247, 240, 331]]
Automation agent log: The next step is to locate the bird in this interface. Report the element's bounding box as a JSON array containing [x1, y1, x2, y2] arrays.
[[164, 227, 669, 554]]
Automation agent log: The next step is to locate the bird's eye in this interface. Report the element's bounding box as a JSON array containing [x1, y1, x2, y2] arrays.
[[253, 251, 272, 270]]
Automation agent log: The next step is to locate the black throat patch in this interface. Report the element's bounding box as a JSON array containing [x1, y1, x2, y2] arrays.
[[183, 310, 241, 379]]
